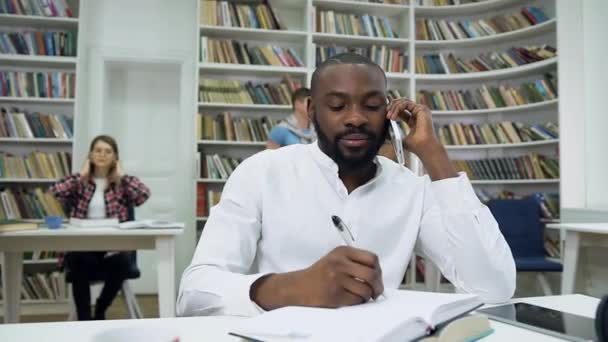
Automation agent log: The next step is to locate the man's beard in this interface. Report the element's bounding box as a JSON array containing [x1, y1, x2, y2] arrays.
[[313, 117, 388, 172]]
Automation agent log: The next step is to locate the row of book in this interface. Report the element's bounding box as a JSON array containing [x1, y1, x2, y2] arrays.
[[196, 183, 222, 218], [0, 151, 71, 179], [200, 0, 283, 30], [416, 0, 483, 5], [1, 108, 73, 139], [17, 272, 67, 301], [200, 153, 242, 180], [416, 75, 558, 111], [416, 45, 556, 74], [0, 187, 65, 220], [0, 0, 74, 17], [23, 250, 60, 260], [453, 154, 559, 180], [200, 37, 304, 67], [198, 76, 301, 104], [436, 122, 558, 146], [315, 11, 399, 38], [316, 45, 407, 73], [197, 112, 279, 142], [0, 71, 76, 99], [0, 31, 77, 57], [476, 190, 559, 220], [416, 6, 549, 41]]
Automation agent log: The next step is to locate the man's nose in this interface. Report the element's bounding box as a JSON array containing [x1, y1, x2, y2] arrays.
[[344, 107, 369, 127]]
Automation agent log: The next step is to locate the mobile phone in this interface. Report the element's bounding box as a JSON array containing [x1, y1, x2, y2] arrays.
[[478, 302, 597, 341], [386, 97, 407, 166]]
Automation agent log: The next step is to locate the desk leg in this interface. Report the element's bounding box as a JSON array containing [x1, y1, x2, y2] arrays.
[[156, 236, 176, 317], [1, 252, 23, 323], [561, 231, 580, 295]]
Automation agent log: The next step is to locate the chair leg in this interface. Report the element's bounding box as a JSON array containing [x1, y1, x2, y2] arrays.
[[537, 273, 553, 296], [121, 281, 143, 319]]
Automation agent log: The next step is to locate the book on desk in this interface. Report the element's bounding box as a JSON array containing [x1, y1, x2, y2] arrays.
[[229, 289, 492, 342], [68, 218, 184, 229]]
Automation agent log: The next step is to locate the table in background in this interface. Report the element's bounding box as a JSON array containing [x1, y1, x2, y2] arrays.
[[0, 226, 183, 323]]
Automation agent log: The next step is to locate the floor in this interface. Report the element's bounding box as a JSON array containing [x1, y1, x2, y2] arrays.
[[18, 295, 159, 323]]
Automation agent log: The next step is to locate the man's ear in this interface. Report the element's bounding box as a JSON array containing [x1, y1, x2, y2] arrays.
[[306, 97, 314, 121]]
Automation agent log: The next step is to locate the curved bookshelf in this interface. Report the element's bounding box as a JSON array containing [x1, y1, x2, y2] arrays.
[[0, 97, 75, 105], [0, 55, 77, 68], [415, 0, 526, 16], [0, 138, 73, 144], [198, 140, 266, 147], [445, 139, 558, 150], [415, 19, 556, 48], [0, 14, 78, 29], [312, 33, 409, 47], [0, 178, 57, 184], [198, 103, 291, 111], [312, 0, 409, 16], [198, 63, 308, 76], [415, 57, 557, 82], [200, 26, 307, 42], [471, 179, 560, 185], [431, 99, 558, 116]]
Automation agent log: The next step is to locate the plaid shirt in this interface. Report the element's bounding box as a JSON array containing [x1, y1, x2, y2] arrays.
[[49, 173, 150, 222]]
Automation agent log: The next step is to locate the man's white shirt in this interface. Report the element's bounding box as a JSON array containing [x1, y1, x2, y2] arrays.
[[178, 143, 516, 316]]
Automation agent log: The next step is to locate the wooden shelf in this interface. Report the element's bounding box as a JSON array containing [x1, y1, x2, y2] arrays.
[[0, 14, 78, 29], [445, 139, 558, 150], [431, 99, 558, 116], [313, 33, 409, 47], [415, 19, 556, 48], [198, 102, 291, 111], [471, 179, 560, 185], [415, 0, 525, 16], [198, 140, 266, 147], [0, 55, 77, 68], [200, 26, 307, 42], [415, 58, 557, 83], [197, 178, 227, 184], [198, 63, 308, 76], [313, 0, 409, 16], [23, 258, 59, 265], [0, 178, 57, 184], [0, 97, 75, 105], [0, 138, 73, 144], [196, 217, 209, 222]]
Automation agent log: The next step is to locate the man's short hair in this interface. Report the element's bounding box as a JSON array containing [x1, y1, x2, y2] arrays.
[[291, 87, 311, 110], [310, 52, 386, 96]]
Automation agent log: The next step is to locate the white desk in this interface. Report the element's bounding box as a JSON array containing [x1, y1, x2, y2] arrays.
[[546, 222, 608, 294], [0, 226, 183, 323], [0, 294, 598, 341]]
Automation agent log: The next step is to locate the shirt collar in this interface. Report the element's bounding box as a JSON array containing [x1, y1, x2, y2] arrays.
[[307, 141, 384, 183]]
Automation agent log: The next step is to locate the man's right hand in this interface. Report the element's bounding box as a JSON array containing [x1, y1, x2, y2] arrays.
[[250, 246, 384, 310]]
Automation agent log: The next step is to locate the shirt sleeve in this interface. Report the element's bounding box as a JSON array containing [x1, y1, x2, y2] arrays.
[[49, 173, 83, 203], [177, 154, 266, 317], [121, 175, 151, 206], [415, 172, 516, 303]]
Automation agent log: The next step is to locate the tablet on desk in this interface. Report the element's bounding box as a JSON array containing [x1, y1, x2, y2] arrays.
[[478, 302, 597, 342]]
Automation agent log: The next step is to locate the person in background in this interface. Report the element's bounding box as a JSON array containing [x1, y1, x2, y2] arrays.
[[266, 87, 316, 149], [49, 135, 150, 320]]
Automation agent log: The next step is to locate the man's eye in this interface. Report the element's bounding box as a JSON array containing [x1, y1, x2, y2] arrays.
[[329, 105, 345, 111], [365, 104, 382, 110]]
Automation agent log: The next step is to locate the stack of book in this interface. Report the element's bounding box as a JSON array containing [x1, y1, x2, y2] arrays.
[[0, 108, 73, 139], [0, 71, 76, 99], [16, 272, 66, 301], [196, 184, 222, 217], [416, 6, 550, 40], [197, 112, 279, 142], [316, 45, 407, 72], [199, 76, 301, 105], [0, 187, 66, 220], [0, 31, 78, 56], [200, 37, 304, 67], [416, 0, 484, 5], [316, 11, 398, 38], [0, 0, 74, 17], [417, 74, 557, 111], [0, 151, 71, 179], [416, 45, 556, 74], [475, 190, 559, 219], [200, 0, 284, 29], [200, 153, 242, 180], [436, 122, 558, 145], [452, 154, 559, 180]]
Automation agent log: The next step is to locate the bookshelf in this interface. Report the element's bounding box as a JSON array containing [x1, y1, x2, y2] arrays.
[[0, 0, 81, 315], [194, 0, 558, 287]]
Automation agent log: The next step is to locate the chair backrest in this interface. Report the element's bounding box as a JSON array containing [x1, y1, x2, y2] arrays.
[[487, 197, 545, 258]]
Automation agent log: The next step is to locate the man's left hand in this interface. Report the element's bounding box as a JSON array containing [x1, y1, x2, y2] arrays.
[[386, 98, 458, 181]]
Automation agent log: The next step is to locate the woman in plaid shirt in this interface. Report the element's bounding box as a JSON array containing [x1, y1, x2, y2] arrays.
[[49, 135, 150, 320]]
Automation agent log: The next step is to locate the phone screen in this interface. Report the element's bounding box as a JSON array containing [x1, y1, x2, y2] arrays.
[[478, 303, 596, 341]]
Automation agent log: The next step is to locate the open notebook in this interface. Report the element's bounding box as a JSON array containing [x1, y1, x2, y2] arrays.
[[229, 289, 486, 342]]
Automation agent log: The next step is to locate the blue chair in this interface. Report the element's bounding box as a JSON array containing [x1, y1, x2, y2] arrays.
[[65, 204, 143, 319], [487, 197, 562, 295]]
